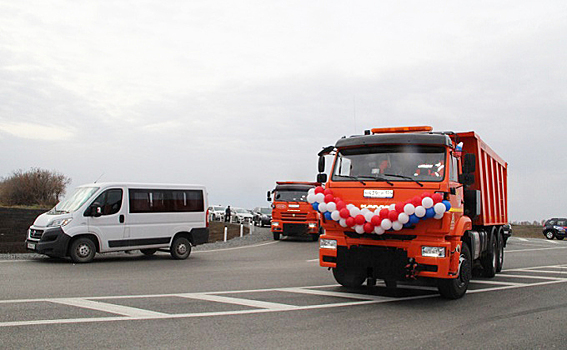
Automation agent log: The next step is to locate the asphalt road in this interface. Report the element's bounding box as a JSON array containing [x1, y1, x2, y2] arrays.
[[2, 229, 567, 349]]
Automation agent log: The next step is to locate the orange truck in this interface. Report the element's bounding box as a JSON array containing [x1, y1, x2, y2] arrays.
[[268, 181, 321, 241], [313, 126, 508, 299]]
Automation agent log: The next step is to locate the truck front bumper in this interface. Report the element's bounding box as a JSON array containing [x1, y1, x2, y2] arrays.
[[319, 235, 460, 280], [271, 221, 319, 236]]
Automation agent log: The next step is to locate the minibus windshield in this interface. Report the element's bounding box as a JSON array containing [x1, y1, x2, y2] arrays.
[[48, 186, 99, 214]]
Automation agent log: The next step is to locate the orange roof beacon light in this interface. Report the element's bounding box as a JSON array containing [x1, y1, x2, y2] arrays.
[[370, 126, 433, 134]]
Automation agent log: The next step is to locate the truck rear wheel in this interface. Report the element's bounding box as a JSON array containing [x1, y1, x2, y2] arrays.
[[496, 227, 504, 273], [332, 266, 366, 288], [481, 229, 497, 278], [438, 243, 472, 299]]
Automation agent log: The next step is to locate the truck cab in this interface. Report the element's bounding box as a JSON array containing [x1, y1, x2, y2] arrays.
[[268, 182, 321, 241], [313, 126, 508, 299]]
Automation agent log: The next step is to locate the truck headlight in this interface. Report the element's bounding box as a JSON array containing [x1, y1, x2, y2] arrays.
[[47, 218, 73, 227], [320, 239, 337, 250], [272, 222, 280, 227], [422, 246, 445, 258], [308, 223, 317, 228]]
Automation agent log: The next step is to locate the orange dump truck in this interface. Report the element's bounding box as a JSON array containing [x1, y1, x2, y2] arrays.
[[268, 181, 321, 241], [313, 126, 508, 299]]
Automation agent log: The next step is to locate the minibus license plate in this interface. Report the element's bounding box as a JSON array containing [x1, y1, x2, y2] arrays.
[[363, 190, 393, 198], [27, 242, 36, 250]]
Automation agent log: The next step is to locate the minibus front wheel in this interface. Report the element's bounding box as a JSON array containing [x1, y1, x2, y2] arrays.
[[69, 237, 96, 263], [171, 236, 192, 260]]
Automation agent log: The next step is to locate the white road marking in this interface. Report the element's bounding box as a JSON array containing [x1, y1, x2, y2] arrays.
[[280, 287, 393, 301], [194, 241, 279, 253], [506, 246, 567, 253], [306, 258, 319, 262], [516, 238, 529, 242], [177, 293, 297, 310], [49, 298, 167, 317]]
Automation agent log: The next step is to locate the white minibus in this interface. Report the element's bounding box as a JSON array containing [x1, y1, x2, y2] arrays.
[[26, 182, 209, 263]]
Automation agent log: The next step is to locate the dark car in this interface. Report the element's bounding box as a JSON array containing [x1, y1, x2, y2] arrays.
[[543, 218, 567, 240], [253, 207, 272, 227], [502, 223, 512, 246]]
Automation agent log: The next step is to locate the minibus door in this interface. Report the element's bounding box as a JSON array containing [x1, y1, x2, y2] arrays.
[[87, 188, 126, 250]]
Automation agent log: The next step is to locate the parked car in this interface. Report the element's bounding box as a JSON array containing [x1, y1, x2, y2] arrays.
[[232, 207, 253, 224], [208, 205, 225, 221], [253, 207, 272, 227], [543, 218, 567, 240], [502, 223, 512, 246]]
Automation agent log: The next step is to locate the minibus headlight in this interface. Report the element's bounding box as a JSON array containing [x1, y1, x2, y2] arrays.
[[421, 246, 445, 258], [320, 239, 337, 250], [47, 218, 73, 227]]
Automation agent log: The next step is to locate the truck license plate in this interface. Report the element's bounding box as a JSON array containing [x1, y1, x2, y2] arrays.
[[27, 242, 36, 250], [363, 190, 393, 198]]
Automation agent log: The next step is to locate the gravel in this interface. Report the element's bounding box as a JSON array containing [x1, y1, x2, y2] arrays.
[[0, 227, 273, 261]]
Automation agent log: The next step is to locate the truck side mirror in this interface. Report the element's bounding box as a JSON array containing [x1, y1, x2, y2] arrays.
[[267, 191, 272, 202], [318, 156, 325, 173], [317, 173, 327, 183], [462, 153, 476, 174]]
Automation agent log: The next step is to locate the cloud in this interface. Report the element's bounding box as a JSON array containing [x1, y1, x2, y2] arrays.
[[0, 122, 75, 141]]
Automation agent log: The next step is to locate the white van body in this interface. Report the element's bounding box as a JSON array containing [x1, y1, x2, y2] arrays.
[[26, 182, 209, 263]]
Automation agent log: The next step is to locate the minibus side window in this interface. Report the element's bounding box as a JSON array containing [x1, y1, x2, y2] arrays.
[[92, 189, 123, 216], [129, 189, 204, 213]]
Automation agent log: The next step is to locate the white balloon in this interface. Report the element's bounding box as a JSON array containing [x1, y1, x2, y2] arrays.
[[339, 218, 348, 227], [434, 212, 445, 220], [434, 202, 446, 215], [315, 193, 325, 203], [422, 197, 434, 209], [404, 203, 415, 215], [389, 204, 396, 211], [397, 212, 410, 224], [331, 210, 341, 221], [355, 225, 365, 234], [364, 211, 374, 222], [318, 202, 327, 213], [306, 193, 316, 204], [381, 219, 392, 230], [346, 204, 355, 210], [392, 221, 403, 231], [326, 202, 337, 212], [415, 206, 426, 218], [361, 208, 371, 216], [349, 207, 361, 217], [374, 226, 385, 235], [308, 188, 316, 196]]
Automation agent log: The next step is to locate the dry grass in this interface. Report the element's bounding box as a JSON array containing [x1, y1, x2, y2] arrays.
[[511, 224, 543, 239]]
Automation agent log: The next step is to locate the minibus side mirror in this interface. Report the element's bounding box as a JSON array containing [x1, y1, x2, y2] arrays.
[[88, 203, 102, 217]]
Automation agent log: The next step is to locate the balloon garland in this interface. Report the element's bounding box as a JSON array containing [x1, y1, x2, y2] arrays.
[[307, 186, 451, 235]]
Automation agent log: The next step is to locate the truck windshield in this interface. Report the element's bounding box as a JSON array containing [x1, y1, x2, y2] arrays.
[[332, 145, 446, 183], [48, 186, 99, 214], [275, 190, 308, 202]]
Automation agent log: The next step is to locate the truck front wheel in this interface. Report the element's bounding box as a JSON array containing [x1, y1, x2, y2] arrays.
[[332, 266, 366, 288], [438, 243, 472, 299]]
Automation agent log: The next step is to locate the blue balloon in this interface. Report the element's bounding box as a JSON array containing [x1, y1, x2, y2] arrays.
[[324, 212, 332, 220], [425, 207, 435, 218], [403, 222, 413, 228], [442, 200, 451, 211], [312, 203, 319, 211], [409, 214, 420, 224]]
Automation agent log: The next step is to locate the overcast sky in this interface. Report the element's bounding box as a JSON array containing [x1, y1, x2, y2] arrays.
[[1, 1, 565, 222]]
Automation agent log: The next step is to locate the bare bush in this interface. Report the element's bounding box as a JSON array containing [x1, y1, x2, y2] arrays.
[[0, 168, 71, 207]]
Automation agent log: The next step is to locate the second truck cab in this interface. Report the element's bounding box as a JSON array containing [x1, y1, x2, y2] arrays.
[[268, 181, 321, 241]]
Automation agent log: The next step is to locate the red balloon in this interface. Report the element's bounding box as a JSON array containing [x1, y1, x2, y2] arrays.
[[388, 210, 399, 222], [379, 208, 390, 219], [370, 215, 382, 226], [355, 214, 366, 226], [324, 194, 334, 203], [324, 189, 334, 196], [432, 193, 443, 203], [339, 208, 350, 219], [334, 197, 342, 203], [345, 217, 355, 227], [336, 201, 346, 211], [421, 192, 432, 199], [394, 202, 405, 213], [364, 223, 374, 233], [412, 196, 422, 207], [314, 186, 325, 194]]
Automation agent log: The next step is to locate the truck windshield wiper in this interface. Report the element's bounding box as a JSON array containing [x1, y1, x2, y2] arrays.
[[383, 173, 424, 187], [334, 175, 366, 185], [357, 175, 394, 186]]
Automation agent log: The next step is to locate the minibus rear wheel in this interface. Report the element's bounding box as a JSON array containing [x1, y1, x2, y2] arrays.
[[69, 237, 96, 263], [170, 237, 191, 260]]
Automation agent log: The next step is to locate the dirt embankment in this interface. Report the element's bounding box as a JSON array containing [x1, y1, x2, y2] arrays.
[[0, 207, 249, 254]]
